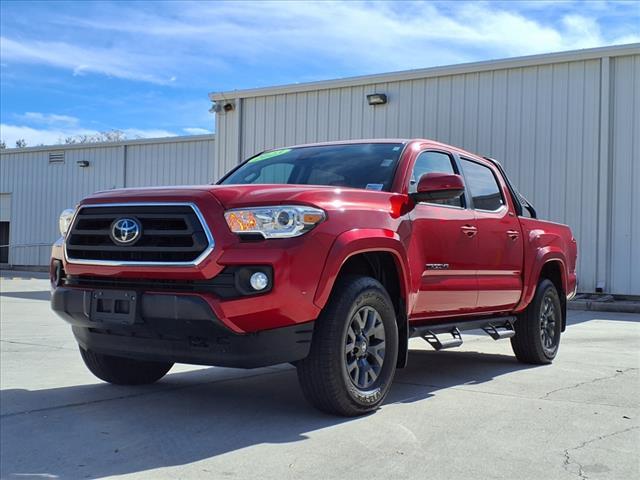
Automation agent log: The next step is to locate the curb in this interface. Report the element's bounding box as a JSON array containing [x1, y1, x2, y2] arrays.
[[569, 299, 640, 314]]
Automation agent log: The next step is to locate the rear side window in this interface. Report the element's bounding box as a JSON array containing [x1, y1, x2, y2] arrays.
[[410, 151, 462, 207], [460, 159, 504, 211]]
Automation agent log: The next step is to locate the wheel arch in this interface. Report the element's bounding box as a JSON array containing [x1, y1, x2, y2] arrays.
[[313, 229, 411, 368], [539, 260, 567, 332]]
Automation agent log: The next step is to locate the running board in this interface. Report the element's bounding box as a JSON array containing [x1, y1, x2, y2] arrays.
[[420, 327, 463, 351], [410, 315, 517, 351], [482, 320, 515, 340]]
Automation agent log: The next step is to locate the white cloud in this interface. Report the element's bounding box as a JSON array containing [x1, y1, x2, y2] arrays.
[[0, 123, 175, 148], [1, 124, 82, 147], [18, 112, 79, 127], [2, 1, 638, 86], [183, 127, 210, 135], [121, 128, 176, 139], [0, 36, 176, 85]]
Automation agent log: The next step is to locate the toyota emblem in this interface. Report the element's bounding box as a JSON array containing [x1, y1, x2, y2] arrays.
[[110, 218, 142, 245]]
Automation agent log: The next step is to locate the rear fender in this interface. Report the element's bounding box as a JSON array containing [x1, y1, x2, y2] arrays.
[[516, 246, 568, 313]]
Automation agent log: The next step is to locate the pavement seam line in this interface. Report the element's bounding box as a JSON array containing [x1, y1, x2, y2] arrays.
[[539, 368, 638, 400], [393, 380, 634, 408], [1, 368, 289, 418], [0, 339, 71, 350]]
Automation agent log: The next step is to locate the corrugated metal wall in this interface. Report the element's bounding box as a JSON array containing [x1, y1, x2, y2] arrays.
[[0, 135, 215, 266], [610, 55, 640, 295], [214, 48, 640, 295], [125, 137, 216, 187]]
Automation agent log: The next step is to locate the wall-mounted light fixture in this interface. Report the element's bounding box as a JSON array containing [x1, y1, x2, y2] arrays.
[[77, 160, 90, 168], [209, 100, 236, 114], [366, 93, 387, 106]]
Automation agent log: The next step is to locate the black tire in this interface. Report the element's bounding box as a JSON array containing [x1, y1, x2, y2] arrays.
[[296, 275, 398, 416], [511, 279, 562, 364], [79, 347, 173, 385]]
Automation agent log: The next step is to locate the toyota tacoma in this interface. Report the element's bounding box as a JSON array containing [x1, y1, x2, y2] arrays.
[[51, 139, 578, 416]]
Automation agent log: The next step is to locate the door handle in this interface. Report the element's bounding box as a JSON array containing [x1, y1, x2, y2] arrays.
[[506, 229, 520, 240], [460, 225, 478, 238]]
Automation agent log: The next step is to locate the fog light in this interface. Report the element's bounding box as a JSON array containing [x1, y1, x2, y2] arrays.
[[250, 272, 269, 291], [50, 259, 64, 290]]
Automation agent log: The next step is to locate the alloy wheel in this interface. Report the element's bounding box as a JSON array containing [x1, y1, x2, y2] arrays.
[[344, 306, 386, 389], [540, 293, 558, 353]]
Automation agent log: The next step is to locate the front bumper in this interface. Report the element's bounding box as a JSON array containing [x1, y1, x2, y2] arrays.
[[51, 286, 314, 368]]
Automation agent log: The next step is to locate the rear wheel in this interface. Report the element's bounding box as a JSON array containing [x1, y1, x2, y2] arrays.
[[296, 275, 398, 416], [511, 279, 562, 364], [79, 347, 173, 385]]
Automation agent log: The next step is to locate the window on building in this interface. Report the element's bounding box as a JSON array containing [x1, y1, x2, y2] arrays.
[[0, 222, 9, 264], [460, 159, 504, 211]]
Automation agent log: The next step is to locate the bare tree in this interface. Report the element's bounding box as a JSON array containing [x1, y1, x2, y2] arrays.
[[99, 130, 127, 142], [63, 130, 126, 145], [0, 141, 6, 149], [15, 139, 27, 148]]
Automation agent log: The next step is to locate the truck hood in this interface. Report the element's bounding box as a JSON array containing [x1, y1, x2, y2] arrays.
[[206, 184, 403, 211], [84, 184, 407, 214]]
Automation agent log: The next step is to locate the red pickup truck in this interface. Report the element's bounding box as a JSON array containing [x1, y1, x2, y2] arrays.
[[51, 139, 577, 416]]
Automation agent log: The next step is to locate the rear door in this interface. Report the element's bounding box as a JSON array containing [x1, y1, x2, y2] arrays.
[[459, 158, 524, 311], [408, 150, 478, 319]]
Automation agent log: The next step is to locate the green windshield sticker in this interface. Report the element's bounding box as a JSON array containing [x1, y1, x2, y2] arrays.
[[248, 148, 291, 163]]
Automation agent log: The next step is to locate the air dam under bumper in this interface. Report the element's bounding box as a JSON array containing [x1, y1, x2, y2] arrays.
[[51, 287, 314, 368]]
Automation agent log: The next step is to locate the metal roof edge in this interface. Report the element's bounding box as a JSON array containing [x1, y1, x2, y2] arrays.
[[210, 43, 640, 101], [0, 134, 215, 155]]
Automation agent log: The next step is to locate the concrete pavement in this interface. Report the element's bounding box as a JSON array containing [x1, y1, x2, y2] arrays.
[[1, 272, 638, 479]]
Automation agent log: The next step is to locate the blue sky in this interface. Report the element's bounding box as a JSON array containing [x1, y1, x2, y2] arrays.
[[1, 0, 638, 147]]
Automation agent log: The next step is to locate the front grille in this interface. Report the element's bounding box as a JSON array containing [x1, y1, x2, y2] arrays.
[[65, 204, 212, 263], [64, 270, 238, 298]]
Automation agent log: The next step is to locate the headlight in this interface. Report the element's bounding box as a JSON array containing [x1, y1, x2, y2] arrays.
[[224, 205, 325, 239], [59, 208, 76, 236]]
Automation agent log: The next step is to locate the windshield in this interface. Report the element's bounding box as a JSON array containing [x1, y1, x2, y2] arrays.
[[219, 143, 404, 191]]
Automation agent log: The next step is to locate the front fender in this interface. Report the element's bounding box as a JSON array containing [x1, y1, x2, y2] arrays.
[[51, 237, 64, 261], [313, 228, 410, 310]]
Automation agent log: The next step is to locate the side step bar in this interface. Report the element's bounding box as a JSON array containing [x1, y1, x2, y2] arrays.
[[410, 315, 517, 351], [482, 320, 515, 340], [421, 328, 463, 351]]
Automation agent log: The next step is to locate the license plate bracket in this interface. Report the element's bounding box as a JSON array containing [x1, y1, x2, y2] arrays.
[[90, 290, 137, 325]]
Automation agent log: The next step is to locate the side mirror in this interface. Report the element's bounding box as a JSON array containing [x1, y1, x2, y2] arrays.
[[411, 172, 465, 203]]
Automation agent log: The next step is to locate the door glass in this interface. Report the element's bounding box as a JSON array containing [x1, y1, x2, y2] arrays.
[[460, 159, 504, 211], [410, 151, 462, 207]]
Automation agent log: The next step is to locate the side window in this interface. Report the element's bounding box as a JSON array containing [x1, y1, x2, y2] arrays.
[[410, 151, 462, 207], [460, 159, 504, 211]]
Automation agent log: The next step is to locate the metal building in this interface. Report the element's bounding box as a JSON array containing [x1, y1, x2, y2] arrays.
[[211, 44, 640, 296], [0, 134, 215, 267]]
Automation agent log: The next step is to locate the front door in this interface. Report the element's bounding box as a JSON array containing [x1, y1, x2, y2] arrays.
[[459, 158, 524, 311], [408, 151, 478, 319]]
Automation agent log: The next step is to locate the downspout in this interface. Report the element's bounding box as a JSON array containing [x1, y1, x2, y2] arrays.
[[235, 97, 243, 165]]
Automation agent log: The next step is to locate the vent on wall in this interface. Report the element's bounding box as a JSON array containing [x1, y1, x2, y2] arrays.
[[48, 152, 65, 164]]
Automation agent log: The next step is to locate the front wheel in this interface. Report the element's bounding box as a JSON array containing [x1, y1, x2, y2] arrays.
[[511, 279, 562, 364], [296, 275, 398, 416], [79, 347, 173, 385]]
